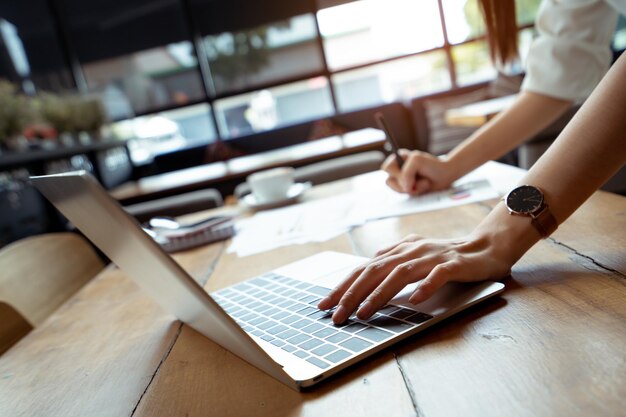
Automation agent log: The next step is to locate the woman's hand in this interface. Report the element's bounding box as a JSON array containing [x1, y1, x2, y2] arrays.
[[317, 230, 516, 324], [382, 149, 458, 195]]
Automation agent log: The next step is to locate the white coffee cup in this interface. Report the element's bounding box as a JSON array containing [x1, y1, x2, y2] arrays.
[[246, 167, 295, 204]]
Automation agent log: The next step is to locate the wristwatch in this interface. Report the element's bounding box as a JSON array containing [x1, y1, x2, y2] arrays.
[[504, 185, 558, 238]]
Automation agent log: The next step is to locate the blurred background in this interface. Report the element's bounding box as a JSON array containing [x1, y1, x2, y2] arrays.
[[1, 0, 625, 247]]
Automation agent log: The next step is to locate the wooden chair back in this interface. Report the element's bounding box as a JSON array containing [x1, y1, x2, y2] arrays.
[[0, 233, 105, 327], [0, 302, 33, 355]]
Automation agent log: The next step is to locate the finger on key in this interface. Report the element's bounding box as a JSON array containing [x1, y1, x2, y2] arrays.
[[356, 258, 434, 320], [332, 255, 409, 324]]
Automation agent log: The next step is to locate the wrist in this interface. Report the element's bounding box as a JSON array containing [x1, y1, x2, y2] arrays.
[[439, 154, 464, 187], [471, 202, 543, 266]]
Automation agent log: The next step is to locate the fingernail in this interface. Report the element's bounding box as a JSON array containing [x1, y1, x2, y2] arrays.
[[332, 305, 348, 324], [318, 296, 332, 310], [356, 300, 374, 320], [408, 290, 424, 304]]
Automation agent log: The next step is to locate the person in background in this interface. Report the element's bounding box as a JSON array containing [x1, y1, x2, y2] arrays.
[[386, 0, 625, 196], [318, 0, 626, 324]]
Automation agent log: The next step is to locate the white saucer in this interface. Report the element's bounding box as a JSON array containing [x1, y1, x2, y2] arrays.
[[242, 182, 312, 210]]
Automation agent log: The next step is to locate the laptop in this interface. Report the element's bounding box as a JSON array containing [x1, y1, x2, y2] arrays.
[[31, 171, 504, 391]]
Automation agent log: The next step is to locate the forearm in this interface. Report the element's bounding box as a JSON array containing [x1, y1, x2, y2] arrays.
[[445, 91, 572, 180], [521, 54, 626, 224], [475, 54, 626, 263]]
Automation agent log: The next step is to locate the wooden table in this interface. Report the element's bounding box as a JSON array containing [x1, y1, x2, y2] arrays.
[[1, 163, 625, 417], [445, 94, 517, 127], [111, 128, 386, 205]]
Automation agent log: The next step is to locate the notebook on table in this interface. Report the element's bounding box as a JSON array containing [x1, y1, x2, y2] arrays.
[[31, 171, 504, 390]]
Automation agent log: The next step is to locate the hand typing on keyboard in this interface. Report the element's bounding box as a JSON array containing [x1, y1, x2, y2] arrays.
[[317, 226, 519, 324]]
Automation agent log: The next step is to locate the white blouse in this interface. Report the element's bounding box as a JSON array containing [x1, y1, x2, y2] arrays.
[[521, 0, 626, 102]]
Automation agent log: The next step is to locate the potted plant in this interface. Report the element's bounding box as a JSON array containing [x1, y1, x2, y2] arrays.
[[0, 80, 32, 152]]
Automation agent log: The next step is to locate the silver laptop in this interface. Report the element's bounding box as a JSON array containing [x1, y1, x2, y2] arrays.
[[31, 171, 504, 391]]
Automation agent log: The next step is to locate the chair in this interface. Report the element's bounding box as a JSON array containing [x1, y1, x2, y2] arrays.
[[234, 151, 386, 199], [0, 302, 33, 355], [0, 232, 105, 350], [124, 188, 224, 223]]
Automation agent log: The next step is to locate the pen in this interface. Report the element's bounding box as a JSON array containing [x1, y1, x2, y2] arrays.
[[374, 112, 404, 169]]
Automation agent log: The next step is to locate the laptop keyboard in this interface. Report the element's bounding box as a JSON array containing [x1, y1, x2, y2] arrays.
[[212, 272, 433, 370]]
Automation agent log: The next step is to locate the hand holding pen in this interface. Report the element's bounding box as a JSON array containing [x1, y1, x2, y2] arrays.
[[375, 112, 454, 195]]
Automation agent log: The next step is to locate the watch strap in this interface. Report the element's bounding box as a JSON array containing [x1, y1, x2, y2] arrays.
[[531, 205, 558, 237]]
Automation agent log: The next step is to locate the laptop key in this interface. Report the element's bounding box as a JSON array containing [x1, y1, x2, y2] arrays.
[[376, 305, 400, 315], [267, 324, 289, 335], [275, 329, 299, 340], [261, 334, 274, 342], [287, 334, 311, 345], [270, 339, 285, 347], [299, 294, 318, 303], [405, 312, 434, 324], [312, 328, 337, 339], [299, 338, 324, 351], [368, 316, 414, 333], [257, 320, 279, 330], [307, 310, 329, 320], [308, 285, 331, 297], [311, 343, 336, 357], [296, 306, 319, 316], [271, 310, 290, 320], [339, 337, 373, 353], [389, 308, 417, 320], [279, 314, 301, 325], [251, 330, 263, 337], [281, 344, 297, 353], [248, 316, 267, 326], [301, 323, 324, 333], [325, 349, 352, 363], [356, 327, 394, 343], [306, 357, 330, 369], [293, 350, 308, 359], [291, 319, 314, 329], [343, 322, 368, 333], [326, 332, 351, 344]]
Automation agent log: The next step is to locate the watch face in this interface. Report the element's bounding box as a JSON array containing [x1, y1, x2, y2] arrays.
[[506, 185, 544, 214]]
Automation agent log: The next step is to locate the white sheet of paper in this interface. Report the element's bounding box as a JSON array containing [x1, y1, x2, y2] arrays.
[[228, 193, 360, 257], [228, 161, 526, 257]]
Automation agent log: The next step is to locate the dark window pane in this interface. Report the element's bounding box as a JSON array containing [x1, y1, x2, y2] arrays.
[[0, 0, 73, 91], [189, 0, 314, 35], [82, 42, 204, 117], [62, 0, 204, 115], [205, 14, 325, 95]]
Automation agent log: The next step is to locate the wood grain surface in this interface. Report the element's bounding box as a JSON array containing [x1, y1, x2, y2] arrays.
[[1, 166, 624, 417]]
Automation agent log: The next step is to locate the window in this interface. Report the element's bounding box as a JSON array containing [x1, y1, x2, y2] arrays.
[[516, 0, 543, 26], [63, 0, 205, 116], [442, 0, 485, 44], [2, 0, 545, 145], [82, 42, 204, 118], [205, 15, 325, 95], [318, 0, 444, 70], [214, 77, 334, 139], [109, 103, 217, 165], [0, 0, 74, 91], [452, 40, 496, 86], [333, 51, 450, 112]]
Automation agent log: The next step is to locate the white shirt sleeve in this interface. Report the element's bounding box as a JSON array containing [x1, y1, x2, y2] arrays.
[[521, 0, 621, 103]]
